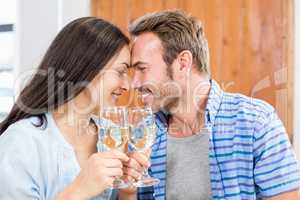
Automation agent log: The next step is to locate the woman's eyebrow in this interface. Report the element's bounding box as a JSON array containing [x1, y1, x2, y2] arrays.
[[120, 62, 130, 68]]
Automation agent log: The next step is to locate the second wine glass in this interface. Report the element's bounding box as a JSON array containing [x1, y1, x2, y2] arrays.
[[128, 107, 160, 187]]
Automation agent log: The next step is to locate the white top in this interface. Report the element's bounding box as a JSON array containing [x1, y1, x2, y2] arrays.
[[0, 113, 113, 200]]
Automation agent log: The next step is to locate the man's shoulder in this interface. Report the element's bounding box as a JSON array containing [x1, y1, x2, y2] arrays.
[[219, 91, 275, 123]]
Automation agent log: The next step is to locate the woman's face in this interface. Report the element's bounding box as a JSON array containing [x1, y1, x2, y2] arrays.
[[84, 46, 131, 115]]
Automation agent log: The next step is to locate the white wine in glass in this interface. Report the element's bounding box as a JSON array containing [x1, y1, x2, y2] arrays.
[[100, 126, 129, 153], [130, 124, 156, 150], [128, 107, 160, 187], [93, 106, 129, 189]]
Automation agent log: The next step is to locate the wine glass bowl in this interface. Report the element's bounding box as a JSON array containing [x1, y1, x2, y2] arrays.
[[128, 107, 160, 187]]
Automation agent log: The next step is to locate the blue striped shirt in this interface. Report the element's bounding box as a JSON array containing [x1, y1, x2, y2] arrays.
[[137, 80, 300, 200]]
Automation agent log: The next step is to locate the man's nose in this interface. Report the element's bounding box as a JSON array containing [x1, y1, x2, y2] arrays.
[[132, 72, 142, 90]]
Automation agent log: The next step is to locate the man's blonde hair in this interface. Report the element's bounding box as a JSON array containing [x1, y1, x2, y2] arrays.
[[129, 10, 210, 74]]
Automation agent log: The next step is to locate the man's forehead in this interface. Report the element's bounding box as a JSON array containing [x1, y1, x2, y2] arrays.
[[131, 33, 163, 62], [132, 33, 162, 52]]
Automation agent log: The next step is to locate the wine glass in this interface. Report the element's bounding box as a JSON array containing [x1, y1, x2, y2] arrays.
[[128, 107, 160, 187], [93, 106, 129, 189]]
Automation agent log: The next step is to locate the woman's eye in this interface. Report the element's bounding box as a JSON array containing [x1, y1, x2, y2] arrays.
[[118, 69, 127, 76]]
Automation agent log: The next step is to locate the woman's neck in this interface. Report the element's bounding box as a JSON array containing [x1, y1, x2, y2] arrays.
[[52, 104, 98, 167]]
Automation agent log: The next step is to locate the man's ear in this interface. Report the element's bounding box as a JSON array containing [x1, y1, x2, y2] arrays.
[[177, 50, 193, 72]]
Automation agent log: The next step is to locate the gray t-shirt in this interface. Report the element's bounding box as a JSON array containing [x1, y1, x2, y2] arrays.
[[166, 131, 212, 200]]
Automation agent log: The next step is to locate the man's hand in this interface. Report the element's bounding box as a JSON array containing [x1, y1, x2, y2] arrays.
[[118, 149, 151, 200], [123, 149, 150, 181]]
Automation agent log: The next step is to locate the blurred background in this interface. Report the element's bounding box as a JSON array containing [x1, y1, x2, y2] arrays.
[[0, 0, 299, 157]]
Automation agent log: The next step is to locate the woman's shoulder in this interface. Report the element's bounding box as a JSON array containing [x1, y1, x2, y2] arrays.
[[0, 116, 50, 198], [1, 116, 45, 141], [0, 115, 51, 158]]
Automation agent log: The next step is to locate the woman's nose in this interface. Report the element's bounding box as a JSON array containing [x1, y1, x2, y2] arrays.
[[121, 76, 130, 91]]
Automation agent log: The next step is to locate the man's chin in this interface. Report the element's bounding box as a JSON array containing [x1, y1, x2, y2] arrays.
[[144, 96, 179, 113], [142, 101, 157, 111], [158, 97, 179, 114], [142, 99, 160, 113], [151, 104, 161, 113]]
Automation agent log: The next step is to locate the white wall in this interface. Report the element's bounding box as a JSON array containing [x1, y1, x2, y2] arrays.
[[16, 0, 59, 77], [15, 0, 90, 87], [294, 1, 300, 159], [58, 0, 90, 28]]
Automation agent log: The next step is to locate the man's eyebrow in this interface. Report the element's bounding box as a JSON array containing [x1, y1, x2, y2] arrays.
[[132, 61, 148, 68]]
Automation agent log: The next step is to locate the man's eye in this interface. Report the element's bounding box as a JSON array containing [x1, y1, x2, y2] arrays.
[[138, 67, 147, 71]]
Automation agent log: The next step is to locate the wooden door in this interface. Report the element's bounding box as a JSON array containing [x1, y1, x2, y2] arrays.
[[91, 0, 294, 140]]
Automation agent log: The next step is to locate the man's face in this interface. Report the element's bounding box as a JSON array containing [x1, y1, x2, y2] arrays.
[[131, 33, 179, 112]]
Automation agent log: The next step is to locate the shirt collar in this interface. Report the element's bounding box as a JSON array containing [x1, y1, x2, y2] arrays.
[[205, 79, 224, 126], [154, 111, 169, 135], [155, 79, 224, 129]]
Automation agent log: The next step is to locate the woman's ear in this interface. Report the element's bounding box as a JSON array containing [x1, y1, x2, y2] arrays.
[[177, 50, 193, 73]]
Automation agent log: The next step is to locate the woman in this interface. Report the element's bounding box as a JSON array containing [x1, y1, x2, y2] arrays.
[[0, 17, 147, 200]]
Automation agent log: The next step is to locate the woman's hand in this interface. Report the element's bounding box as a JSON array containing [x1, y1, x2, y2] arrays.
[[56, 150, 129, 200]]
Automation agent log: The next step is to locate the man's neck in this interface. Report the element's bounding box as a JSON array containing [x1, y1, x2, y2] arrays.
[[168, 76, 210, 138]]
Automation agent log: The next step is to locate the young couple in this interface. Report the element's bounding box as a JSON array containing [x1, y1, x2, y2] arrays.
[[1, 10, 300, 200]]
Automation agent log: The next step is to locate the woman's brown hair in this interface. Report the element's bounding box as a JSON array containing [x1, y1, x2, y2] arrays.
[[0, 17, 129, 135]]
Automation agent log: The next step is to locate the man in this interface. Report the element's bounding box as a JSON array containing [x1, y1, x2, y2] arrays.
[[129, 10, 300, 200]]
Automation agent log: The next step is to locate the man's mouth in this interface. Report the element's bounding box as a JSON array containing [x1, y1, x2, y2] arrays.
[[139, 87, 154, 104], [140, 86, 153, 96]]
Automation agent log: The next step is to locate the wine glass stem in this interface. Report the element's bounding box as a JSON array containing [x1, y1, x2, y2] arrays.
[[138, 149, 151, 179], [141, 168, 149, 179]]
